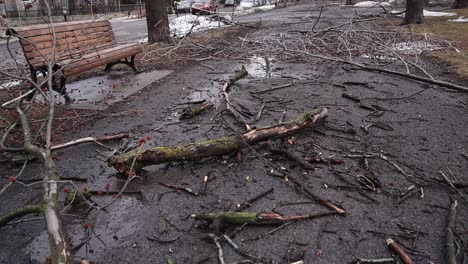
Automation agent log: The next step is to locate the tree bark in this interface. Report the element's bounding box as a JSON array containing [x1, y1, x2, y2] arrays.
[[17, 106, 72, 264], [108, 107, 328, 175], [193, 211, 338, 225], [145, 0, 171, 44], [402, 0, 424, 24], [452, 0, 468, 8]]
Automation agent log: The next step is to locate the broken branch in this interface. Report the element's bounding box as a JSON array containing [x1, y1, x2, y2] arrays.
[[108, 107, 328, 175], [51, 133, 129, 150], [0, 205, 42, 227], [193, 211, 338, 225], [386, 238, 414, 264]]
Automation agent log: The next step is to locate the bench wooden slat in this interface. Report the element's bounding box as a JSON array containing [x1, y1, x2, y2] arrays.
[[15, 20, 111, 38], [28, 42, 118, 66], [19, 25, 113, 47], [24, 36, 116, 60], [22, 32, 114, 52], [64, 45, 142, 76], [12, 19, 109, 32]]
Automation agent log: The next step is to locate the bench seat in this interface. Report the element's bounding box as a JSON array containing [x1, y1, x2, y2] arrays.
[[7, 19, 143, 103]]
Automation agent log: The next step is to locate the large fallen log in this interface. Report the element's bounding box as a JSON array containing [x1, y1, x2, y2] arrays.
[[108, 107, 328, 175]]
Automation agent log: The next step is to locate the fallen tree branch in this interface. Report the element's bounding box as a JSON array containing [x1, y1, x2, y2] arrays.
[[386, 238, 414, 264], [108, 107, 328, 175], [253, 81, 296, 94], [222, 235, 273, 263], [235, 187, 274, 211], [0, 205, 42, 227], [221, 66, 250, 129], [445, 198, 458, 264], [268, 170, 346, 215], [266, 143, 315, 170], [51, 133, 129, 150], [179, 101, 214, 120], [287, 49, 468, 93], [350, 258, 396, 264], [193, 211, 338, 225], [207, 234, 226, 264]]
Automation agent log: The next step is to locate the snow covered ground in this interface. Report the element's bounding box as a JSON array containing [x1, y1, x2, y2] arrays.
[[235, 4, 276, 15], [353, 1, 392, 7], [423, 10, 457, 16], [169, 14, 229, 38], [449, 16, 468, 22], [390, 9, 457, 17]]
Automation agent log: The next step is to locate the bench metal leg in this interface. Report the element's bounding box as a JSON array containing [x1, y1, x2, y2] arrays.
[[51, 65, 72, 104], [30, 65, 72, 104], [104, 55, 138, 73]]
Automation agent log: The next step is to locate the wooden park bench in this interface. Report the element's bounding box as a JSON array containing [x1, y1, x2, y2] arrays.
[[7, 19, 143, 103]]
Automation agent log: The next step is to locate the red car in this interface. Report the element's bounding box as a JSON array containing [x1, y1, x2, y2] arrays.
[[191, 0, 218, 15]]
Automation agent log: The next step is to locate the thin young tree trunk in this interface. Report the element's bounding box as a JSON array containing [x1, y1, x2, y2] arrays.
[[452, 0, 468, 8], [402, 0, 424, 24], [145, 0, 171, 43]]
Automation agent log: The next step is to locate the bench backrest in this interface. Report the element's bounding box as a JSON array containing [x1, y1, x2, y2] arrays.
[[11, 20, 117, 68]]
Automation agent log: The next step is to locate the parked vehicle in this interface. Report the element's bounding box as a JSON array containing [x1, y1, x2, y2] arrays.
[[176, 0, 193, 13], [191, 0, 218, 15], [224, 0, 235, 6]]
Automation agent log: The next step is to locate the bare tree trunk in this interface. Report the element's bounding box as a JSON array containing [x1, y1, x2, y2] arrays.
[[452, 0, 468, 8], [145, 0, 171, 44], [402, 0, 424, 24]]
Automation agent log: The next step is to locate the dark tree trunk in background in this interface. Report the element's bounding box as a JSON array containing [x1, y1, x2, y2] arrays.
[[452, 0, 468, 8], [145, 0, 171, 44], [402, 0, 424, 24]]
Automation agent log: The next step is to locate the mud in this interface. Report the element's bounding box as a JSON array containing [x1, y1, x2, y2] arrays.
[[1, 2, 467, 264]]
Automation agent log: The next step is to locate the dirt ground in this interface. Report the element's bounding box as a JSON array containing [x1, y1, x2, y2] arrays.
[[1, 2, 468, 264]]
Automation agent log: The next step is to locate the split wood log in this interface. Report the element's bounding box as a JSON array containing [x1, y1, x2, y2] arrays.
[[193, 211, 338, 225], [386, 238, 414, 264], [108, 107, 328, 175]]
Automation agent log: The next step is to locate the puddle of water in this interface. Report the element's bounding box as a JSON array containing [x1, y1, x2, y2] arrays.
[[183, 81, 220, 103], [244, 56, 316, 80], [245, 55, 277, 78], [26, 196, 143, 262], [60, 69, 173, 110]]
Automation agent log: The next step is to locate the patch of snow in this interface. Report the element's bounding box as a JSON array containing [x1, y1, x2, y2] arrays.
[[423, 10, 457, 16], [353, 1, 391, 7], [169, 14, 228, 38], [238, 1, 254, 9], [393, 41, 441, 55], [391, 9, 457, 17], [449, 16, 468, 22], [0, 80, 21, 89], [138, 37, 148, 44], [236, 4, 275, 15]]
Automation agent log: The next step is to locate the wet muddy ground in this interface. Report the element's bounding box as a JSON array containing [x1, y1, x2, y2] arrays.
[[1, 2, 468, 264]]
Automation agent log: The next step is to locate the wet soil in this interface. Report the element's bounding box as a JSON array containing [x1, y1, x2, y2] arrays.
[[1, 2, 468, 264]]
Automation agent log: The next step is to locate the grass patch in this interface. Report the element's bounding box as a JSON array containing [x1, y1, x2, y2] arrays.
[[379, 9, 468, 79]]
